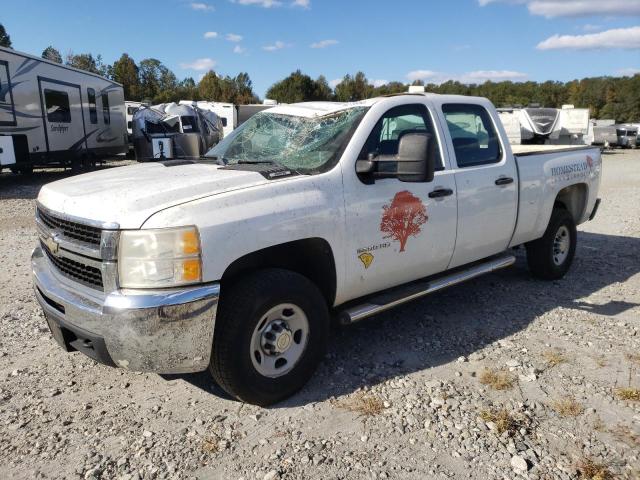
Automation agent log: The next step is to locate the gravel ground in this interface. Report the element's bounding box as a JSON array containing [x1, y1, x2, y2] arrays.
[[0, 151, 639, 480]]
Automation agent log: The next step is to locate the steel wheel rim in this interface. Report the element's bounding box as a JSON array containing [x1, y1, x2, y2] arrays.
[[250, 303, 309, 378], [552, 225, 570, 266]]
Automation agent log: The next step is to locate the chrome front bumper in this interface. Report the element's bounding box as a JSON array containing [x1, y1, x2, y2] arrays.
[[32, 246, 220, 374]]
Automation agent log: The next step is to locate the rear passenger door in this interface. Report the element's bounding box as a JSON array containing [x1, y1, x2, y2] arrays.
[[440, 103, 517, 268], [39, 79, 86, 153]]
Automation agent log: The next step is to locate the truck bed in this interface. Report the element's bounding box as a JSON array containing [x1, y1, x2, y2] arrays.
[[512, 144, 596, 157]]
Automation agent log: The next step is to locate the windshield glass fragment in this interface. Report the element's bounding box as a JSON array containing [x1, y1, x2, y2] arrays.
[[203, 107, 368, 174]]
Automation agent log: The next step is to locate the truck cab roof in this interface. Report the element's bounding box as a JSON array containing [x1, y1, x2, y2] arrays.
[[266, 93, 492, 118]]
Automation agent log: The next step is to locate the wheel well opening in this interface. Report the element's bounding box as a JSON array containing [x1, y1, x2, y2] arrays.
[[554, 183, 587, 223], [221, 238, 337, 306]]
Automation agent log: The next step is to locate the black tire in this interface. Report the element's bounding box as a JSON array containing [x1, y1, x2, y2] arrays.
[[209, 269, 329, 406], [526, 208, 577, 280]]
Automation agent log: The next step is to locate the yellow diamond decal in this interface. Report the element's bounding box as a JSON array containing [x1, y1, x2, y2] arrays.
[[358, 252, 374, 269]]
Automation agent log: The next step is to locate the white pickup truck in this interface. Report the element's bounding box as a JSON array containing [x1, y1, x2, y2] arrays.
[[32, 93, 602, 406]]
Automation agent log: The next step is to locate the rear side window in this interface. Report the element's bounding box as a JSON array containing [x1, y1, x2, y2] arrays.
[[87, 88, 97, 124], [442, 104, 502, 168], [102, 93, 110, 124], [44, 89, 71, 123]]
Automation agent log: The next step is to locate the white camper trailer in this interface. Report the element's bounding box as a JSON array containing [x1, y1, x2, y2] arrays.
[[497, 108, 523, 145], [132, 102, 223, 161], [0, 46, 127, 173], [125, 101, 146, 137], [553, 105, 590, 145], [179, 100, 278, 139]]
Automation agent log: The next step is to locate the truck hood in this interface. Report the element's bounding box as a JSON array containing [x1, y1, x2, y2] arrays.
[[37, 162, 273, 229]]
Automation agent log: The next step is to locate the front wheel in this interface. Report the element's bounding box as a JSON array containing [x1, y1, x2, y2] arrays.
[[525, 208, 577, 280], [209, 269, 329, 406]]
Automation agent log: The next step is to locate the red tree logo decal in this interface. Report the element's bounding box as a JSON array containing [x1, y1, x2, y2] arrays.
[[380, 190, 428, 252]]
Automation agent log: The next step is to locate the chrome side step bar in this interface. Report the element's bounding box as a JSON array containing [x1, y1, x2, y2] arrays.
[[337, 254, 516, 325]]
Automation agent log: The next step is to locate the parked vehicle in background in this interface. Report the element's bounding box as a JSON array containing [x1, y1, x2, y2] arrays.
[[236, 100, 278, 126], [615, 125, 638, 149], [131, 102, 223, 161], [554, 105, 589, 146], [496, 107, 522, 144], [0, 46, 127, 174], [519, 107, 562, 144], [32, 91, 602, 406], [499, 105, 589, 146], [125, 101, 146, 148], [591, 126, 618, 148], [180, 100, 279, 140]]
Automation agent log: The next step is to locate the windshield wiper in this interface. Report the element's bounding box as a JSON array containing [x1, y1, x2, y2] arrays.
[[238, 159, 282, 165]]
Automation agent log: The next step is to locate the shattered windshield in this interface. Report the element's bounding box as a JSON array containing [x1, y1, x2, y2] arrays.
[[204, 107, 368, 174]]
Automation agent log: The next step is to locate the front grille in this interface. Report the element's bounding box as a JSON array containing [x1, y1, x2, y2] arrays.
[[42, 242, 103, 289], [37, 208, 102, 246]]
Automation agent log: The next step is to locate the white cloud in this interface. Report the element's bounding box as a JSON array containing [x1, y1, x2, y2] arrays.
[[329, 78, 342, 89], [581, 24, 601, 32], [617, 68, 640, 76], [458, 70, 528, 83], [180, 58, 217, 71], [231, 0, 309, 7], [225, 33, 243, 42], [190, 2, 214, 11], [233, 45, 247, 54], [407, 69, 527, 84], [371, 79, 389, 88], [479, 0, 640, 17], [537, 26, 640, 50], [232, 0, 283, 7], [406, 70, 440, 82], [203, 31, 218, 39], [310, 39, 339, 49], [262, 40, 289, 51]]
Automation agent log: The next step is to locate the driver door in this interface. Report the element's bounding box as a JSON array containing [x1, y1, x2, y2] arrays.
[[342, 103, 458, 301]]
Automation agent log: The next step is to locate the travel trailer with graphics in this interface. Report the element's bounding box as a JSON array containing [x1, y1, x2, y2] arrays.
[[0, 46, 127, 173]]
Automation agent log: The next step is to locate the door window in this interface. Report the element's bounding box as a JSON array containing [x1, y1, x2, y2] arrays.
[[102, 93, 110, 124], [0, 61, 16, 126], [44, 89, 71, 123], [359, 104, 443, 171], [442, 104, 502, 168], [87, 88, 97, 124]]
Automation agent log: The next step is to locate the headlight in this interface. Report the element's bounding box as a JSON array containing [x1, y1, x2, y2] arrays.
[[118, 226, 202, 289]]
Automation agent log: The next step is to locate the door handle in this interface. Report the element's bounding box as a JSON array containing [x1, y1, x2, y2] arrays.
[[428, 188, 454, 198], [495, 177, 514, 186]]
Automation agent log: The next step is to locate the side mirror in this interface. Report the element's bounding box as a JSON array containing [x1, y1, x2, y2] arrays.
[[356, 132, 435, 183], [396, 132, 435, 183]]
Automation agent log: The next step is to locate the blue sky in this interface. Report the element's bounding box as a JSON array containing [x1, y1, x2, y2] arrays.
[[2, 0, 639, 97]]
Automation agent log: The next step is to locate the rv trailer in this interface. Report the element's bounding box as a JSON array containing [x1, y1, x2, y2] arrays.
[[519, 107, 562, 145], [0, 46, 127, 173], [125, 101, 146, 146], [132, 102, 223, 161], [178, 100, 278, 138], [497, 108, 524, 145], [553, 105, 589, 145], [616, 125, 638, 149]]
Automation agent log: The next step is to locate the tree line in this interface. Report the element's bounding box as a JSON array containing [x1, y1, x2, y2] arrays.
[[1, 23, 638, 122]]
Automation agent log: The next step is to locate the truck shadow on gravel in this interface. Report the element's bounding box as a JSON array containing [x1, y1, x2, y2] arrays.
[[173, 230, 640, 407]]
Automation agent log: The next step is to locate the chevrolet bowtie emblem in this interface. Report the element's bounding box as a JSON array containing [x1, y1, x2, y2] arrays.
[[43, 234, 61, 255]]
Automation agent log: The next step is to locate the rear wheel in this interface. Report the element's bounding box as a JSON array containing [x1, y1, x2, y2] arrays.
[[209, 269, 329, 406], [525, 208, 577, 280]]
